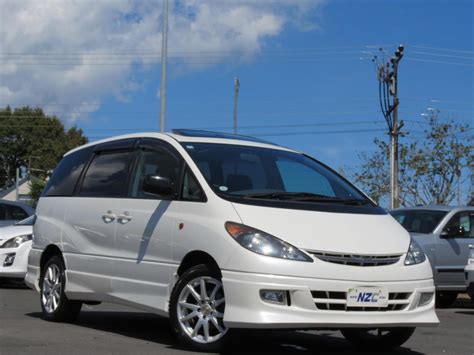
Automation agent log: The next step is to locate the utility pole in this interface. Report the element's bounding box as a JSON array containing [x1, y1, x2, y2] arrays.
[[233, 77, 240, 134], [373, 44, 404, 209], [159, 0, 169, 132], [15, 168, 19, 201]]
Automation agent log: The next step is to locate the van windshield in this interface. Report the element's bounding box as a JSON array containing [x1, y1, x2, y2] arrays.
[[182, 143, 370, 206], [390, 209, 447, 234]]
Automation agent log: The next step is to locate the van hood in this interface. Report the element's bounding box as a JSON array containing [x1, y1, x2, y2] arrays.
[[231, 203, 411, 255]]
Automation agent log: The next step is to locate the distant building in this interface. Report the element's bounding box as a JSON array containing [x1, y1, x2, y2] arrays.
[[0, 176, 32, 203]]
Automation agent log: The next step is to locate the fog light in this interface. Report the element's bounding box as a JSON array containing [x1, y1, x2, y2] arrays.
[[418, 292, 434, 307], [3, 253, 15, 267], [260, 290, 288, 305]]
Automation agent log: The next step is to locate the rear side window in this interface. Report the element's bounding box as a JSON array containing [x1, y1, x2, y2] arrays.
[[79, 150, 135, 197], [43, 147, 93, 196], [6, 205, 29, 220]]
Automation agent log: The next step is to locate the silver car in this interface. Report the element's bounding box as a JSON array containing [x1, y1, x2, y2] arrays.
[[390, 206, 474, 307]]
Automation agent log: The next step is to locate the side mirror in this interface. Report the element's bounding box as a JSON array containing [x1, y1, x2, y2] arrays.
[[441, 226, 465, 238], [142, 175, 175, 198]]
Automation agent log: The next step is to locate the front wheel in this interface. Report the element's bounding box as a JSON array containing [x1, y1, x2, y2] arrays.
[[40, 255, 82, 322], [169, 264, 230, 352], [341, 327, 415, 351]]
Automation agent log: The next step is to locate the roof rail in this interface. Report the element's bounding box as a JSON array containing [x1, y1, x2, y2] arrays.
[[171, 129, 276, 145]]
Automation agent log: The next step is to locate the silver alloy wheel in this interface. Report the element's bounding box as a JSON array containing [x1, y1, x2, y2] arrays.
[[42, 264, 62, 313], [177, 276, 227, 344]]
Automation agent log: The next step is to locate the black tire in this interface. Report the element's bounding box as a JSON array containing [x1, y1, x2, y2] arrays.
[[169, 264, 231, 352], [40, 255, 82, 322], [467, 282, 474, 302], [341, 327, 415, 351], [436, 291, 458, 308]]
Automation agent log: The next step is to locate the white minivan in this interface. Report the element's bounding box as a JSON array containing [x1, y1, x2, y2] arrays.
[[26, 130, 438, 351]]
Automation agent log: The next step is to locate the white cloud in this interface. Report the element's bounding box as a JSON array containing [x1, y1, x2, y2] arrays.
[[0, 0, 324, 122]]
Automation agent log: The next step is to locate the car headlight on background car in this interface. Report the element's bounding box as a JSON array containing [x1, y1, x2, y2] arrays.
[[404, 239, 426, 266], [1, 234, 33, 249], [225, 222, 312, 262]]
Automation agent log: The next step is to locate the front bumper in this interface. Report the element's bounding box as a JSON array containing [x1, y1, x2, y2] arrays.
[[0, 241, 31, 279], [222, 270, 439, 329]]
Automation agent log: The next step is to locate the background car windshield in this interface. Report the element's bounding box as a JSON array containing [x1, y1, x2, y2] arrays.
[[15, 215, 35, 226], [182, 143, 367, 202], [390, 210, 447, 234]]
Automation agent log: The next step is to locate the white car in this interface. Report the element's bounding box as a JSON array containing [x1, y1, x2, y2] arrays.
[[465, 245, 474, 299], [25, 130, 438, 351], [0, 215, 34, 284]]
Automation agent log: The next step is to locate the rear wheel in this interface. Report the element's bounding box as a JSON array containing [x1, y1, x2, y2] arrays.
[[170, 264, 230, 352], [341, 327, 415, 351], [40, 255, 82, 322], [436, 291, 458, 308]]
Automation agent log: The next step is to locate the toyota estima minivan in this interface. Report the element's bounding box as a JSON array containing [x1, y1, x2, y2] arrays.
[[26, 130, 438, 351]]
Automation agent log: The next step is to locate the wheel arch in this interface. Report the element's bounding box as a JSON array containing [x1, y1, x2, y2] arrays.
[[40, 244, 64, 272], [177, 250, 221, 277]]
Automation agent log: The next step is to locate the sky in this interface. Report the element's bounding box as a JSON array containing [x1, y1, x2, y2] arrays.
[[1, 0, 473, 199]]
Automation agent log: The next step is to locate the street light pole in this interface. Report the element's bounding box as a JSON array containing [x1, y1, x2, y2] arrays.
[[233, 77, 240, 135], [159, 0, 169, 132]]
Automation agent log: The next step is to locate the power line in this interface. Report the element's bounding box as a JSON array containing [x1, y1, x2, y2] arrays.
[[405, 57, 474, 67], [409, 45, 474, 54]]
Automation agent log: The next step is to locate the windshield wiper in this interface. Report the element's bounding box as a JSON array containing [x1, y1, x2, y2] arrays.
[[241, 192, 370, 205]]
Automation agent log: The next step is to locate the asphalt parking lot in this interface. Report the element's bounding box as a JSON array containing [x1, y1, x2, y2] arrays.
[[0, 284, 473, 355]]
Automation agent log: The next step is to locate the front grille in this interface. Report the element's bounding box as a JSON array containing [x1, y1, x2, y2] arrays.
[[311, 290, 411, 312], [308, 251, 402, 267]]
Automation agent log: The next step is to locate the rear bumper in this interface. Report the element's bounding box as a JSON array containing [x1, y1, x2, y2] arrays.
[[222, 270, 439, 329], [24, 248, 41, 291], [0, 242, 31, 279]]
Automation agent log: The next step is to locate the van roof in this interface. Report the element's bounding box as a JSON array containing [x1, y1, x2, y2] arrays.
[[65, 130, 297, 156]]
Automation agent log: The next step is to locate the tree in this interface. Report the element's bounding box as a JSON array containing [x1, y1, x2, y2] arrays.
[[0, 106, 88, 189], [28, 177, 47, 207], [353, 110, 472, 207]]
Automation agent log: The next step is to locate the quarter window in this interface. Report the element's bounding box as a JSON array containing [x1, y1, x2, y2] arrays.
[[80, 150, 135, 197], [182, 168, 205, 201]]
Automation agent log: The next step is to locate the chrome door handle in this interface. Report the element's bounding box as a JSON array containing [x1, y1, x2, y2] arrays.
[[102, 211, 116, 223], [117, 212, 133, 224]]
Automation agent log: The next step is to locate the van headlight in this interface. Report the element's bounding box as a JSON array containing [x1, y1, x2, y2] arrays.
[[1, 234, 33, 249], [404, 239, 426, 266], [225, 222, 312, 262]]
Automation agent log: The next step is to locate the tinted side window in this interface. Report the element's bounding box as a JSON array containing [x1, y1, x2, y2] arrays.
[[0, 204, 6, 220], [130, 149, 181, 199], [444, 212, 474, 238], [44, 147, 93, 196], [7, 205, 29, 220], [80, 150, 135, 197]]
